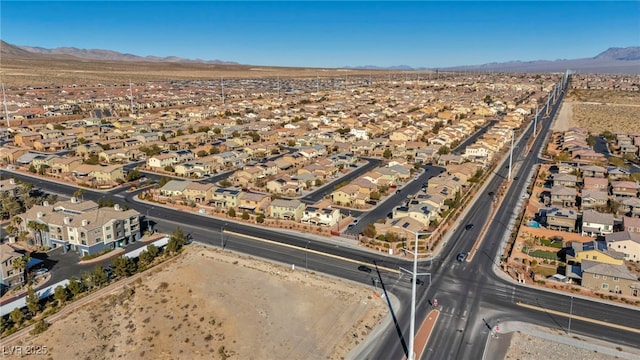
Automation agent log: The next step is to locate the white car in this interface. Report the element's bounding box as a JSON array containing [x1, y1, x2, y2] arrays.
[[34, 268, 49, 277]]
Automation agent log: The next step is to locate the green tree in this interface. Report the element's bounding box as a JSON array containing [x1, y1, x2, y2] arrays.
[[67, 276, 84, 297], [73, 188, 84, 200], [112, 256, 136, 278], [241, 210, 250, 220], [54, 285, 68, 306], [369, 191, 381, 201], [256, 213, 265, 223], [125, 169, 141, 181], [209, 146, 220, 155], [228, 208, 236, 217], [197, 150, 208, 158], [92, 265, 108, 287], [12, 255, 27, 286], [26, 286, 40, 316], [363, 224, 377, 238], [167, 227, 187, 254], [164, 165, 175, 172], [146, 244, 159, 259], [138, 250, 153, 268], [10, 308, 23, 327], [437, 146, 450, 155], [213, 127, 222, 135], [158, 177, 171, 187], [383, 149, 393, 159]]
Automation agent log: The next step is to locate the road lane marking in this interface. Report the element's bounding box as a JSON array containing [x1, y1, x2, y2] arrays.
[[517, 302, 640, 334], [227, 230, 400, 274]]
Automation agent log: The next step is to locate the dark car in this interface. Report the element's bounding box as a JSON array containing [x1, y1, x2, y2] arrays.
[[415, 278, 425, 286], [514, 176, 519, 180], [457, 252, 468, 262], [358, 265, 372, 273], [465, 224, 474, 230], [488, 191, 495, 196]]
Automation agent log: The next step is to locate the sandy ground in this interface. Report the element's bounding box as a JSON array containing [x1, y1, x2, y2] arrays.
[[3, 246, 387, 359], [552, 101, 573, 132], [504, 331, 634, 360]]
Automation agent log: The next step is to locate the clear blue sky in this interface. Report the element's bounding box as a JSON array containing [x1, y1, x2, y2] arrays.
[[1, 1, 638, 68]]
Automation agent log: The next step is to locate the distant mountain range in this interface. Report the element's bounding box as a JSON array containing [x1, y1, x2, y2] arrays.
[[347, 47, 640, 75], [2, 40, 638, 74], [0, 40, 239, 65]]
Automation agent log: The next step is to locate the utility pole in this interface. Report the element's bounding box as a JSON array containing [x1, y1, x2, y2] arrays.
[[534, 104, 539, 135], [129, 80, 134, 116], [2, 83, 9, 127], [221, 77, 225, 105], [508, 130, 514, 181], [568, 295, 574, 335], [399, 230, 431, 360]]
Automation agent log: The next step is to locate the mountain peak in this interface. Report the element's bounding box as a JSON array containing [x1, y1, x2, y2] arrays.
[[594, 47, 640, 61]]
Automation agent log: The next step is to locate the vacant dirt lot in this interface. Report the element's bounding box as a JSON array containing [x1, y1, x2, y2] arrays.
[[4, 246, 387, 359], [505, 332, 632, 360], [554, 89, 640, 134]]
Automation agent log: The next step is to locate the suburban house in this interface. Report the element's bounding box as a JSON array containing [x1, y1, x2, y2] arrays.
[[605, 231, 640, 262], [611, 181, 639, 198], [269, 199, 306, 221], [550, 185, 577, 207], [0, 243, 25, 293], [580, 260, 640, 297], [210, 188, 243, 209], [183, 182, 215, 203], [581, 210, 615, 237], [238, 192, 271, 215], [621, 198, 640, 218], [147, 153, 178, 169], [622, 216, 640, 233], [159, 180, 189, 197], [569, 240, 624, 265], [580, 165, 607, 178], [300, 206, 340, 226], [539, 207, 578, 232], [580, 190, 609, 211], [582, 177, 608, 191], [553, 173, 578, 188], [0, 178, 20, 197]]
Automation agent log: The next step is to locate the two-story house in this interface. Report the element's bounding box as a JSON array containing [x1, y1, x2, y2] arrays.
[[269, 199, 306, 221], [581, 210, 615, 237], [605, 231, 640, 263], [301, 206, 340, 226]]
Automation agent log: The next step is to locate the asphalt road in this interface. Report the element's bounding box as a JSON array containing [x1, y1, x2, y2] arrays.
[[3, 76, 640, 360], [365, 76, 640, 359]]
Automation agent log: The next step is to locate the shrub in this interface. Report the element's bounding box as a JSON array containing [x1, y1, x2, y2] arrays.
[[31, 319, 50, 335]]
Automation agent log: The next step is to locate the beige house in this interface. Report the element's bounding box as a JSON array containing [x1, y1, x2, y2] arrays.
[[580, 260, 640, 297], [269, 199, 305, 221], [1, 243, 25, 291], [238, 192, 271, 215], [210, 188, 243, 209], [183, 182, 215, 203], [605, 231, 640, 262]]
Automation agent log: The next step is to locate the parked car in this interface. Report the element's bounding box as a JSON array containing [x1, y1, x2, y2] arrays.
[[34, 268, 49, 277]]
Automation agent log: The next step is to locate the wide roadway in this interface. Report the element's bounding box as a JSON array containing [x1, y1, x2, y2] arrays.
[[4, 76, 640, 359]]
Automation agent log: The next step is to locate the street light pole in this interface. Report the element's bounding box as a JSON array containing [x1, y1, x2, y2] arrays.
[[305, 240, 310, 272], [146, 207, 154, 235], [221, 223, 228, 249], [398, 229, 431, 360], [568, 295, 574, 335]]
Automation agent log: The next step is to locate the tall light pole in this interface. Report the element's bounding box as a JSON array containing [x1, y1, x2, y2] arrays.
[[221, 222, 228, 249], [305, 240, 311, 272], [399, 230, 431, 360], [568, 295, 574, 335], [508, 130, 514, 181], [146, 207, 154, 235]]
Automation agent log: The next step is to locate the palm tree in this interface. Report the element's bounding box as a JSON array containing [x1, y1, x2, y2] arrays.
[[12, 253, 29, 285]]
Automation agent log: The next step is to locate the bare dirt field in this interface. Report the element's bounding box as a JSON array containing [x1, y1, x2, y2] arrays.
[[1, 57, 377, 87], [3, 246, 387, 360], [553, 89, 640, 134], [505, 331, 633, 360]]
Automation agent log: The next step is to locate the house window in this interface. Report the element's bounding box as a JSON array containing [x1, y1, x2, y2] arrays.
[[592, 256, 598, 260], [614, 277, 619, 281], [602, 283, 609, 289], [106, 234, 111, 239], [593, 274, 599, 278], [603, 276, 607, 280]]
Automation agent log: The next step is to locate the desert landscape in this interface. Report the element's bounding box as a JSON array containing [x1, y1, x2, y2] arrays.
[[3, 246, 387, 360], [554, 89, 640, 133]]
